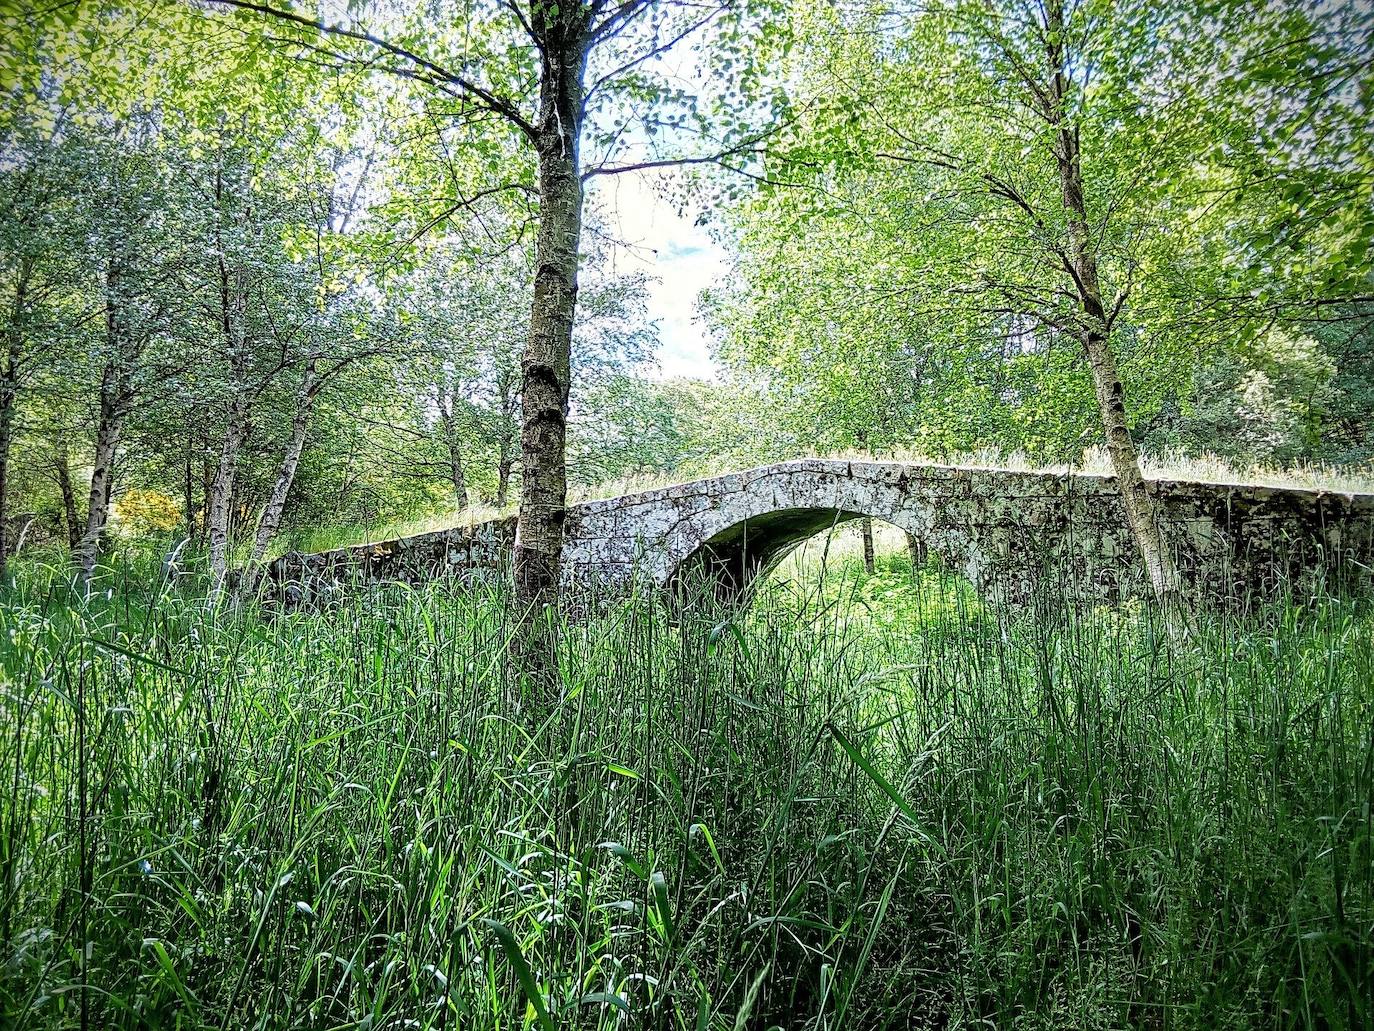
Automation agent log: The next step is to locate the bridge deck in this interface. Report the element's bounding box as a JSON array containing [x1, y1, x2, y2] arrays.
[[266, 459, 1374, 608]]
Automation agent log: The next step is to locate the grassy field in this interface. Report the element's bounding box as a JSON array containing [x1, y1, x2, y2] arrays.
[[1, 543, 1372, 1029]]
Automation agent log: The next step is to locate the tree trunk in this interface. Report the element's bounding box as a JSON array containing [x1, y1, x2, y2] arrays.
[[860, 516, 875, 575], [248, 365, 320, 569], [495, 452, 513, 508], [1045, 0, 1179, 602], [55, 443, 81, 552], [208, 225, 254, 588], [449, 443, 467, 508], [906, 532, 927, 573], [76, 254, 148, 580], [0, 269, 26, 581], [1079, 331, 1179, 598], [206, 400, 250, 586], [514, 33, 589, 614], [438, 399, 467, 509], [0, 389, 12, 581], [74, 362, 124, 579]]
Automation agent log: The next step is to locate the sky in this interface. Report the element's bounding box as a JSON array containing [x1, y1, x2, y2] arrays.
[[598, 171, 728, 382]]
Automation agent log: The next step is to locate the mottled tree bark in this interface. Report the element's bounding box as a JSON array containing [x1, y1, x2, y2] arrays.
[[437, 391, 468, 509], [1079, 328, 1178, 599], [206, 398, 250, 586], [76, 256, 140, 580], [860, 516, 875, 575], [1044, 0, 1179, 602], [74, 361, 125, 579], [514, 14, 589, 615], [207, 221, 252, 589], [248, 362, 322, 570], [449, 443, 467, 507], [55, 443, 81, 552]]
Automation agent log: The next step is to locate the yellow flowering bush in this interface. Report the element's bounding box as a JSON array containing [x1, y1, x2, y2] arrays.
[[113, 488, 182, 536]]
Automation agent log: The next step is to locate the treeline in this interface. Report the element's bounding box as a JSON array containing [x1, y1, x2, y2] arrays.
[[4, 0, 1373, 597], [2, 0, 787, 598], [706, 0, 1374, 470], [0, 105, 674, 580]]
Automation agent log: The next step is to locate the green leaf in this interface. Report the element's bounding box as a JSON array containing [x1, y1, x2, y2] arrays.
[[483, 919, 556, 1031], [599, 841, 648, 880], [650, 871, 677, 945], [690, 822, 726, 876], [145, 939, 197, 1010], [86, 637, 189, 676], [578, 992, 630, 1013], [828, 723, 941, 855]]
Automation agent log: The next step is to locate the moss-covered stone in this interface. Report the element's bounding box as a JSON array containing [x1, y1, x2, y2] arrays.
[[264, 461, 1374, 610]]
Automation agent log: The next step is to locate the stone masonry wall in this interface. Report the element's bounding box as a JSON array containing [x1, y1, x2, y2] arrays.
[[264, 461, 1374, 609], [264, 518, 515, 607]]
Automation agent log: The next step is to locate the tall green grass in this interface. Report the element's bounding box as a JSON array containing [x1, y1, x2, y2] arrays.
[[1, 552, 1371, 1029]]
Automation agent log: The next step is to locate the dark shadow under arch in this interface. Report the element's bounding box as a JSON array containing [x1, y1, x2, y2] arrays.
[[668, 506, 907, 605]]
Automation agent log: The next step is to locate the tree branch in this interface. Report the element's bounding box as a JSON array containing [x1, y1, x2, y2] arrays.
[[205, 0, 537, 138]]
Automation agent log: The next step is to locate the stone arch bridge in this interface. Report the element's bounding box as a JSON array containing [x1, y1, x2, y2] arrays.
[[267, 459, 1374, 608]]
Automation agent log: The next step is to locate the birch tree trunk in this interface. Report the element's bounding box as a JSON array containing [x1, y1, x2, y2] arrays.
[[75, 253, 142, 581], [449, 442, 467, 508], [438, 394, 467, 509], [206, 399, 249, 585], [55, 443, 81, 551], [514, 23, 589, 614], [1078, 328, 1178, 599], [1045, 0, 1179, 602], [207, 216, 255, 588], [248, 364, 320, 569], [74, 362, 125, 579]]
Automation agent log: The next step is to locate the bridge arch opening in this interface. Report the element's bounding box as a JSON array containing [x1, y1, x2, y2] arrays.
[[667, 507, 873, 603], [771, 516, 929, 586], [666, 507, 979, 619], [763, 517, 987, 625]]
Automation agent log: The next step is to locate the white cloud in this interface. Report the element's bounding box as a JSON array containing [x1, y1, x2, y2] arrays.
[[594, 171, 726, 381]]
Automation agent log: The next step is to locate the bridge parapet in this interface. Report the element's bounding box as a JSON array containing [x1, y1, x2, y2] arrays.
[[265, 517, 515, 607], [264, 460, 1374, 609]]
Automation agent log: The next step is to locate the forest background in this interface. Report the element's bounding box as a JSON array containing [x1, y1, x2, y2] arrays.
[[2, 0, 1371, 581]]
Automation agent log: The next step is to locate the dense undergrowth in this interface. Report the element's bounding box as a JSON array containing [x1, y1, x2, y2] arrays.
[[1, 551, 1371, 1029]]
